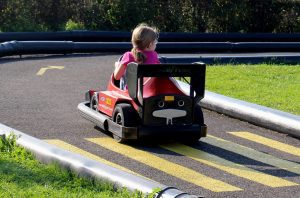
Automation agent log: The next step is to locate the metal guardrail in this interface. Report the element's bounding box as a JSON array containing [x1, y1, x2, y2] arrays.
[[3, 40, 300, 59], [1, 31, 300, 42], [0, 31, 130, 42]]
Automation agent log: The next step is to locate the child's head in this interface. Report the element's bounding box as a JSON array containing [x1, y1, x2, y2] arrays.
[[131, 23, 158, 51], [131, 23, 158, 63]]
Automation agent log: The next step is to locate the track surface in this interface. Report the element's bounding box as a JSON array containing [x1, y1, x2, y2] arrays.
[[1, 54, 300, 197]]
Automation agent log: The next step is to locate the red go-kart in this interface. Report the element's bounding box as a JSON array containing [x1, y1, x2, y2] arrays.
[[78, 62, 207, 143]]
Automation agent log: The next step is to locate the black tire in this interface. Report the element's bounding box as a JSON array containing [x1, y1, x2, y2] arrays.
[[194, 103, 204, 125], [181, 135, 201, 145], [90, 94, 98, 111], [183, 103, 204, 143], [112, 103, 137, 143]]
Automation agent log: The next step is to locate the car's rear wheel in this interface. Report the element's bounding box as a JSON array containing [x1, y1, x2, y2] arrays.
[[194, 103, 208, 138], [180, 134, 201, 145], [194, 103, 204, 125], [179, 103, 204, 144], [112, 103, 137, 143]]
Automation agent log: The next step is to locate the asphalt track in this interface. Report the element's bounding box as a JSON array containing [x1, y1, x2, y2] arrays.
[[0, 54, 300, 197]]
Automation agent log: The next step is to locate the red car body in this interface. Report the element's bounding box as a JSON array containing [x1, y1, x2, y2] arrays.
[[97, 75, 185, 117], [79, 62, 207, 143]]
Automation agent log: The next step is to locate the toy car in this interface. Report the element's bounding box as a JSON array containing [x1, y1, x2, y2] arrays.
[[78, 62, 207, 143]]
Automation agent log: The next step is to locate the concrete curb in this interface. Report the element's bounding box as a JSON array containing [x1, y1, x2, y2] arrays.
[[201, 91, 300, 138], [0, 123, 200, 198]]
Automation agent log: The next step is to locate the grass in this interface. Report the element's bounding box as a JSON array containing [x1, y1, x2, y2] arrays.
[[0, 134, 153, 198], [205, 64, 300, 115]]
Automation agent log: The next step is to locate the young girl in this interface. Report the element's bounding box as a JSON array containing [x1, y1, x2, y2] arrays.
[[114, 23, 159, 89]]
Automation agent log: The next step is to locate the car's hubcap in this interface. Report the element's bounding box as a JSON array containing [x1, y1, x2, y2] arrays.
[[116, 113, 123, 125]]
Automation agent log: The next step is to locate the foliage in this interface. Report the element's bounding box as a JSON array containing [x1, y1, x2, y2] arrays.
[[65, 19, 85, 30], [0, 133, 17, 152], [1, 0, 300, 32], [148, 187, 162, 198]]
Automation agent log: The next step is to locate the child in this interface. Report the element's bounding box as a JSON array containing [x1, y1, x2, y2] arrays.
[[114, 23, 160, 89]]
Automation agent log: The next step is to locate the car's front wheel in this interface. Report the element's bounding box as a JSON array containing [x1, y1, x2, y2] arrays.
[[90, 93, 98, 111]]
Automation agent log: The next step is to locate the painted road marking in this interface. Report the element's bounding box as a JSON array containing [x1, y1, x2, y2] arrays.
[[203, 135, 300, 175], [86, 137, 242, 192], [44, 139, 138, 176], [36, 66, 64, 76], [228, 131, 300, 157], [161, 143, 298, 187]]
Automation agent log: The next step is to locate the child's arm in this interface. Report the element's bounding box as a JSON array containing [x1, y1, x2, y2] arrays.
[[114, 61, 126, 80]]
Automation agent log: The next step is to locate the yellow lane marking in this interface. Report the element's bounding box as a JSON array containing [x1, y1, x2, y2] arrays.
[[86, 137, 242, 192], [228, 132, 300, 157], [36, 66, 64, 76], [161, 143, 298, 187], [44, 139, 138, 176], [203, 135, 300, 175]]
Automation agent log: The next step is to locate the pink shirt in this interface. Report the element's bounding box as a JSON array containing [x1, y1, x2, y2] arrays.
[[118, 51, 160, 90], [120, 51, 160, 67]]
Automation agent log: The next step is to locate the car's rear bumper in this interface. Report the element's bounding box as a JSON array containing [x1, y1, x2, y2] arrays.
[[138, 124, 207, 139], [78, 101, 207, 141]]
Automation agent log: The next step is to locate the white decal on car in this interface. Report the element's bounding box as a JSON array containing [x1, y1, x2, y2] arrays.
[[152, 109, 186, 125]]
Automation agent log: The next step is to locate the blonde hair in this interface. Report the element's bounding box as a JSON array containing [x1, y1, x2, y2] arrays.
[[131, 23, 158, 64]]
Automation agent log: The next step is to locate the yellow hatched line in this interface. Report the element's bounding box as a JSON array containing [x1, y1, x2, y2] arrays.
[[161, 143, 298, 187], [44, 139, 139, 176], [203, 135, 300, 175], [228, 131, 300, 157], [86, 137, 242, 192]]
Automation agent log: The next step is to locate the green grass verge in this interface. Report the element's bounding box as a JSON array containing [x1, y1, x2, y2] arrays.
[[0, 134, 155, 198], [205, 64, 300, 115]]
